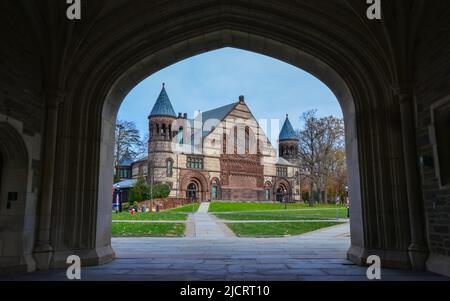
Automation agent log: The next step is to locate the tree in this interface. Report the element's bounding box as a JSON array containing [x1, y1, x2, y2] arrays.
[[115, 120, 145, 166], [136, 132, 149, 160], [129, 174, 150, 203], [296, 110, 346, 205]]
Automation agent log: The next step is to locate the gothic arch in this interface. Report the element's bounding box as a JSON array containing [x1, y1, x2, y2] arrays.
[[273, 178, 292, 195], [33, 1, 420, 271], [0, 122, 32, 273]]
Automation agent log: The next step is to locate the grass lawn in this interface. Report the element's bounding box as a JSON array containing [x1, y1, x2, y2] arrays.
[[226, 222, 343, 237], [208, 202, 346, 213], [165, 203, 200, 213], [111, 222, 185, 237], [112, 204, 199, 221], [214, 208, 348, 220]]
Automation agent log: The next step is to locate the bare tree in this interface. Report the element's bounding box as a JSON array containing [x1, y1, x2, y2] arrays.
[[115, 120, 144, 166], [296, 110, 345, 205], [135, 132, 149, 160]]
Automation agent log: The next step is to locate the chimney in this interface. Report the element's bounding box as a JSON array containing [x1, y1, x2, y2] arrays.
[[178, 112, 182, 119], [183, 113, 187, 119]]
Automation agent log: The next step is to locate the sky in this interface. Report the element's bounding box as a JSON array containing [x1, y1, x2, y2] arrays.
[[118, 47, 342, 146]]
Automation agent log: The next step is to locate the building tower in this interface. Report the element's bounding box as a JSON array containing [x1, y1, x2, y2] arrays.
[[148, 83, 177, 185], [279, 114, 299, 164]]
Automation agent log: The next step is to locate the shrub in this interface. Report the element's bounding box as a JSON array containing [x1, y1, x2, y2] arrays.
[[130, 174, 150, 202], [151, 183, 171, 199]]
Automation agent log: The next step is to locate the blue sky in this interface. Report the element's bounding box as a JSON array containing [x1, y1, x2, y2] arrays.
[[118, 47, 342, 145]]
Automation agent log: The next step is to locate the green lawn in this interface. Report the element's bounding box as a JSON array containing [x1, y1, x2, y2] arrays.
[[112, 204, 199, 221], [111, 222, 185, 237], [208, 202, 346, 213], [214, 208, 348, 220], [165, 203, 200, 213], [226, 222, 343, 237]]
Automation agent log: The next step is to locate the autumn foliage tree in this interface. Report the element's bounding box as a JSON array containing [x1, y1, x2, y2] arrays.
[[296, 110, 346, 205]]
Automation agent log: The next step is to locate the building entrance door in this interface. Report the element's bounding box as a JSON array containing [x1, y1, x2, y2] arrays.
[[187, 183, 198, 199], [276, 187, 285, 202]]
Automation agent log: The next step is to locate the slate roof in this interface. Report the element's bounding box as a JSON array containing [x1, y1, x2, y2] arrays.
[[149, 84, 176, 118], [113, 179, 137, 189], [118, 149, 133, 166], [198, 102, 239, 137], [276, 157, 296, 166], [279, 115, 298, 141]]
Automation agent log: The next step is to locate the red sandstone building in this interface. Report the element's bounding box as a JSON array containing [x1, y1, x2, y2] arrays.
[[117, 84, 301, 202]]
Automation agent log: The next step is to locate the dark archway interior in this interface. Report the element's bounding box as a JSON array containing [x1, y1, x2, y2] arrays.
[[0, 1, 449, 278]]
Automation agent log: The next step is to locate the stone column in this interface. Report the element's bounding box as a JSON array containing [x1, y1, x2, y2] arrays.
[[395, 84, 429, 270], [33, 91, 64, 270]]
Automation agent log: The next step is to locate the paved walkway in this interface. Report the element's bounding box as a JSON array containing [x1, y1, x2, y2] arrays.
[[193, 203, 235, 238], [4, 223, 448, 281], [218, 219, 349, 223]]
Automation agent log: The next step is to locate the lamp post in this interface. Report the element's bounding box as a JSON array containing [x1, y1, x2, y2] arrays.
[[345, 186, 349, 218], [115, 184, 121, 213]]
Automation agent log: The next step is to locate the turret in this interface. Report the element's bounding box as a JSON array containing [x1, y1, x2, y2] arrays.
[[278, 114, 299, 161], [148, 83, 177, 145]]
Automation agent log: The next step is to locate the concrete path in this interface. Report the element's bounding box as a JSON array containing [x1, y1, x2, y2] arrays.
[[218, 219, 349, 223], [112, 220, 190, 223], [4, 223, 447, 281], [193, 203, 235, 238]]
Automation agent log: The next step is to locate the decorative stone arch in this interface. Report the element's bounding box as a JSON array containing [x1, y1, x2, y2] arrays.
[[0, 122, 32, 273], [179, 171, 209, 201], [273, 179, 292, 203], [273, 178, 292, 194]]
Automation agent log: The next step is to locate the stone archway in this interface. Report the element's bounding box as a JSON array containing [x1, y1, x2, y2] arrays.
[[0, 122, 33, 274], [179, 170, 209, 202], [273, 179, 292, 203], [12, 1, 433, 273]]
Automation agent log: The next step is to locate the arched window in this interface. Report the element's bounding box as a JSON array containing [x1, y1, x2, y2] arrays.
[[234, 127, 238, 154], [177, 126, 184, 144], [245, 127, 250, 154], [222, 132, 227, 154], [166, 158, 173, 177]]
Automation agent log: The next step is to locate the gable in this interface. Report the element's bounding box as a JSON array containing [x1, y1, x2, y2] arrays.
[[203, 101, 275, 156]]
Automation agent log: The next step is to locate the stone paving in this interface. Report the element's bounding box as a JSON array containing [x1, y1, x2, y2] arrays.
[[193, 203, 235, 238], [3, 223, 448, 281]]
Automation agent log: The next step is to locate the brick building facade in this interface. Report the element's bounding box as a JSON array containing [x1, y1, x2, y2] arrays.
[[122, 85, 301, 202]]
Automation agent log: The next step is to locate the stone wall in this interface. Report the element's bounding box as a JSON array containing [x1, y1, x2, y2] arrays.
[[137, 198, 196, 211], [414, 3, 450, 276]]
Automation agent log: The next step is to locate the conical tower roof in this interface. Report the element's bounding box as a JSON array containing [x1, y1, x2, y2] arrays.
[[279, 114, 298, 141], [149, 83, 176, 118]]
